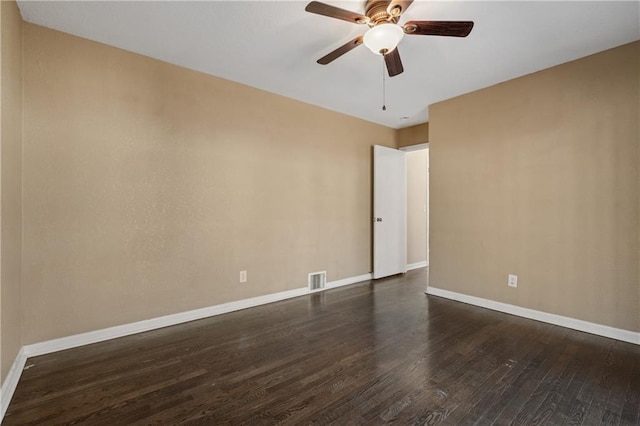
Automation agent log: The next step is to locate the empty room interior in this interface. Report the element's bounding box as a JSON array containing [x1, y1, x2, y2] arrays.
[[0, 0, 639, 424]]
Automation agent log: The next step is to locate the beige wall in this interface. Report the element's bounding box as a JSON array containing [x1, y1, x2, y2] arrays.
[[0, 0, 23, 383], [430, 41, 639, 332], [397, 122, 428, 148], [406, 149, 428, 265], [21, 24, 396, 344]]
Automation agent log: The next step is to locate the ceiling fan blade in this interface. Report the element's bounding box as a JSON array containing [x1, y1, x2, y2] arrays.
[[305, 1, 369, 25], [317, 36, 364, 65], [384, 48, 404, 77], [404, 21, 474, 37], [387, 0, 414, 17]]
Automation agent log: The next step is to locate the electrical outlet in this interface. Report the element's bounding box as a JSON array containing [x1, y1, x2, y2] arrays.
[[508, 274, 518, 288], [239, 270, 247, 283]]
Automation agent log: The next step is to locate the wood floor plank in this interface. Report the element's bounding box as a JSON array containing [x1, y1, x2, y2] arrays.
[[4, 269, 640, 425], [489, 332, 570, 424], [581, 342, 627, 425], [619, 352, 640, 425]]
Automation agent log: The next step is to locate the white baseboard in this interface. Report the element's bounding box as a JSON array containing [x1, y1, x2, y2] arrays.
[[325, 273, 372, 290], [426, 286, 640, 345], [0, 273, 372, 423], [1, 347, 27, 420], [406, 261, 428, 271], [24, 274, 372, 358], [24, 287, 309, 357]]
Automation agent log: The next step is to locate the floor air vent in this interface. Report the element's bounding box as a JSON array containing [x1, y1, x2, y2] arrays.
[[308, 271, 327, 291]]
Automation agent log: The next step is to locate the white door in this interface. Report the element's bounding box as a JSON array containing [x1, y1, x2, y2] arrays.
[[373, 145, 407, 279]]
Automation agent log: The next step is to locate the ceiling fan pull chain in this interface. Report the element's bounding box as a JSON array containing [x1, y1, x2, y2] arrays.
[[382, 56, 387, 111]]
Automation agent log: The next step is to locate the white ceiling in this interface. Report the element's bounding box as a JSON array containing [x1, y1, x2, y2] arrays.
[[16, 1, 640, 129]]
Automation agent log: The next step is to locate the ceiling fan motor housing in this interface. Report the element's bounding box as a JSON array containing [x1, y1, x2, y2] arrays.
[[365, 0, 399, 26]]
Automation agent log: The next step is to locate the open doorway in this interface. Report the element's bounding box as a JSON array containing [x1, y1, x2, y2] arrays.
[[401, 144, 429, 274]]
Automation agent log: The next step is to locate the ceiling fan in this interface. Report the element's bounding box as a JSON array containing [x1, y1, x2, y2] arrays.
[[305, 0, 474, 77]]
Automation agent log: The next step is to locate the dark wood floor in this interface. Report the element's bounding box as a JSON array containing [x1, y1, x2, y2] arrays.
[[5, 268, 640, 425]]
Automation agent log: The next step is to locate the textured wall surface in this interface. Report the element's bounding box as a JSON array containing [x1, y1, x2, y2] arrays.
[[397, 123, 429, 148], [430, 41, 639, 332], [1, 0, 23, 383], [21, 24, 396, 344]]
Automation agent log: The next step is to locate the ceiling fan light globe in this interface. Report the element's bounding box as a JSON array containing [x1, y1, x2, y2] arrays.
[[363, 23, 404, 55]]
